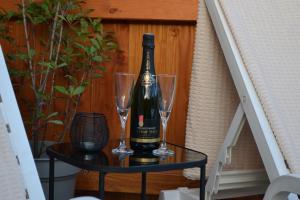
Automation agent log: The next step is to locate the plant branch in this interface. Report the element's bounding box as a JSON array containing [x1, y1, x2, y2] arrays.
[[58, 94, 72, 142], [49, 13, 64, 113], [48, 3, 60, 61], [21, 0, 35, 91], [58, 68, 89, 143], [21, 0, 40, 158], [40, 2, 60, 92], [54, 23, 64, 64]]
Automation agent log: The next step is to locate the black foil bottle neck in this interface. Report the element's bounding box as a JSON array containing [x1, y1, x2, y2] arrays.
[[140, 33, 155, 74], [143, 33, 155, 48]]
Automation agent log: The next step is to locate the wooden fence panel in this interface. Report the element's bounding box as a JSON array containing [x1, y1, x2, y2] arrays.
[[0, 0, 198, 195]]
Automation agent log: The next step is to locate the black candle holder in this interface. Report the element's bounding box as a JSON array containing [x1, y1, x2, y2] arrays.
[[70, 112, 109, 152]]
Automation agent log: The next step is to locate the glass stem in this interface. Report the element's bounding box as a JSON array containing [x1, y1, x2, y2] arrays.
[[120, 116, 126, 147], [161, 117, 167, 149]]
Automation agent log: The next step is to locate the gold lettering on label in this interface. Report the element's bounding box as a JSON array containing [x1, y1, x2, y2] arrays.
[[131, 138, 160, 143], [137, 128, 158, 136]]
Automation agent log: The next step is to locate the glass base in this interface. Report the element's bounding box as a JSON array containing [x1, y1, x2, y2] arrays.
[[112, 146, 134, 155], [153, 148, 174, 156]]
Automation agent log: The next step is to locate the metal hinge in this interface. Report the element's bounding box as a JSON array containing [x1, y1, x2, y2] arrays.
[[16, 155, 20, 165], [25, 189, 29, 199], [6, 124, 11, 133]]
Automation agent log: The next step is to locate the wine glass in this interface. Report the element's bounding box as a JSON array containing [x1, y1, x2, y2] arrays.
[[153, 74, 176, 156], [112, 72, 135, 155]]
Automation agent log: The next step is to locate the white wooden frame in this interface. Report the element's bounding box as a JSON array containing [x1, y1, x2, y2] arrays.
[[0, 46, 45, 200], [204, 0, 300, 199]]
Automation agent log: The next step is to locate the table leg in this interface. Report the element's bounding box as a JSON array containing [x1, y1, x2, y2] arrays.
[[99, 172, 106, 200], [200, 166, 206, 200], [49, 156, 54, 200], [141, 172, 147, 200]]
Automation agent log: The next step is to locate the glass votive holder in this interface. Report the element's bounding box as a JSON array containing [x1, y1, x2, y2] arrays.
[[70, 112, 109, 152]]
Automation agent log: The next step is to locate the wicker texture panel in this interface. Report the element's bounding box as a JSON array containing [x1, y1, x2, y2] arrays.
[[220, 0, 300, 173], [184, 0, 263, 179], [0, 109, 26, 200]]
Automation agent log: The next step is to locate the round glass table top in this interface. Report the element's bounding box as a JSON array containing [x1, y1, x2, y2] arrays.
[[47, 140, 207, 173]]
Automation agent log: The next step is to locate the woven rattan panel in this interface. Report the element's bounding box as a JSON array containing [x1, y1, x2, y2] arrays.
[[0, 108, 26, 199], [184, 0, 264, 179], [220, 0, 300, 173]]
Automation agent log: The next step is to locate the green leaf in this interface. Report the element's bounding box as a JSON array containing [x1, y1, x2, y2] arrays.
[[96, 65, 106, 71], [72, 85, 85, 95], [95, 34, 103, 44], [82, 80, 89, 87], [16, 52, 29, 61], [57, 62, 67, 68], [28, 49, 35, 59], [69, 85, 75, 94], [65, 75, 78, 84], [8, 68, 27, 77], [58, 15, 66, 22], [92, 55, 102, 62], [39, 61, 66, 69], [91, 19, 102, 32], [75, 42, 86, 50], [80, 18, 88, 32], [47, 120, 63, 125], [65, 14, 73, 23], [46, 112, 59, 120], [5, 53, 17, 61], [106, 41, 117, 50], [39, 61, 53, 69], [40, 3, 49, 15], [65, 47, 73, 54], [86, 46, 96, 55], [6, 11, 16, 19], [54, 86, 69, 95], [92, 73, 102, 79], [90, 38, 100, 49]]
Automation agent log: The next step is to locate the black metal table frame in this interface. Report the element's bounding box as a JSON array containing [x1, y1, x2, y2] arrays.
[[47, 148, 207, 200]]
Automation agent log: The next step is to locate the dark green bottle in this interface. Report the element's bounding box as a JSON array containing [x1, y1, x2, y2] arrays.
[[130, 33, 160, 151]]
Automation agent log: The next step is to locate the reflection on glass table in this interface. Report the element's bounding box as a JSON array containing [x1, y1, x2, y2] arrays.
[[47, 139, 207, 200]]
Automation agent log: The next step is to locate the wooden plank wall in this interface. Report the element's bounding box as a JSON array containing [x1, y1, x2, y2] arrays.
[[0, 0, 199, 194]]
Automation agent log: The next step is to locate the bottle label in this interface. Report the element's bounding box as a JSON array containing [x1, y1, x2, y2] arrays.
[[138, 115, 144, 127], [131, 137, 160, 143], [131, 115, 160, 143]]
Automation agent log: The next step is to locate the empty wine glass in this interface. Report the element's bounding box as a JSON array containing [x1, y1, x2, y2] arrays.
[[112, 72, 135, 154], [153, 74, 176, 156]]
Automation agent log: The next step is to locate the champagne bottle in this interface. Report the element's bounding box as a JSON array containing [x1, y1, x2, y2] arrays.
[[130, 33, 160, 151]]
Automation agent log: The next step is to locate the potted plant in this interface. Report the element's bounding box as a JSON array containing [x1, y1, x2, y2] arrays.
[[0, 0, 116, 199]]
